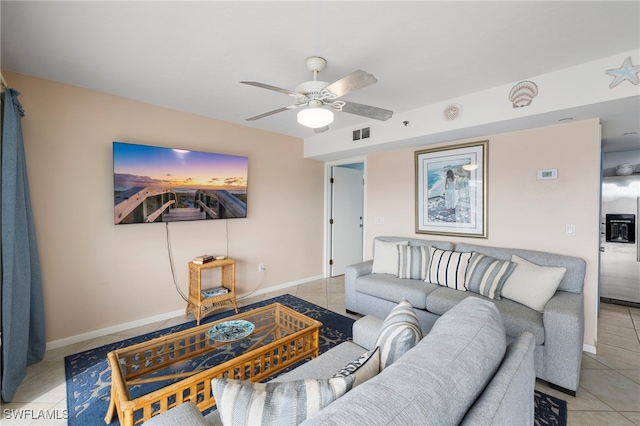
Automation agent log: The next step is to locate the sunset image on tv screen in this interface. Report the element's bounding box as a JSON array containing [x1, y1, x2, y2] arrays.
[[113, 141, 248, 224]]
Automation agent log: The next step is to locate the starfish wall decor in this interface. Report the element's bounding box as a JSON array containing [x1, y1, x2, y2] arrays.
[[605, 56, 640, 88]]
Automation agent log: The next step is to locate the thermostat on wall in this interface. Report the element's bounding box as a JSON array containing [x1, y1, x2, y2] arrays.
[[537, 169, 558, 180]]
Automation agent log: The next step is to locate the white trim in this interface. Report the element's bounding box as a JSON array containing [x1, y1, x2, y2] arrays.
[[45, 275, 323, 351], [45, 308, 185, 350], [583, 343, 596, 355], [324, 156, 367, 277], [236, 274, 323, 301]]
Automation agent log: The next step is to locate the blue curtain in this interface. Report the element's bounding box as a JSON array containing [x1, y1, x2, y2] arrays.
[[1, 88, 45, 402]]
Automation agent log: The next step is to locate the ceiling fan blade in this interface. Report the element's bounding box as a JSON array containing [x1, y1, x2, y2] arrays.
[[245, 104, 301, 121], [314, 125, 330, 134], [324, 70, 377, 98], [339, 101, 393, 121], [240, 81, 300, 97]]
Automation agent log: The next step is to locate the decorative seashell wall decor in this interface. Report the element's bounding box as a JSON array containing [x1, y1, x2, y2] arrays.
[[444, 103, 462, 121], [508, 80, 538, 108]]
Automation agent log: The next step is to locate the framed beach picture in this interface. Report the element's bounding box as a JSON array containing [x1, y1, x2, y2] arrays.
[[415, 140, 488, 238]]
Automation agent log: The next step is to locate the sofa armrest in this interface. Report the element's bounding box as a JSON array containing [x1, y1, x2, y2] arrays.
[[541, 291, 584, 391], [461, 332, 535, 426], [345, 260, 373, 312], [352, 315, 383, 350]]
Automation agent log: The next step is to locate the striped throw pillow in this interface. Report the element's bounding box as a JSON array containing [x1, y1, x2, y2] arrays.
[[426, 247, 472, 291], [331, 347, 380, 388], [464, 252, 516, 300], [374, 298, 423, 370], [211, 376, 353, 426], [397, 245, 429, 280]]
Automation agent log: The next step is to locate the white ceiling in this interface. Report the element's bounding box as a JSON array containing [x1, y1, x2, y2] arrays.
[[2, 1, 639, 153]]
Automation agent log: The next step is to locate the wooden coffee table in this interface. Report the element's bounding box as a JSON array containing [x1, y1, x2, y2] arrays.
[[104, 303, 322, 426]]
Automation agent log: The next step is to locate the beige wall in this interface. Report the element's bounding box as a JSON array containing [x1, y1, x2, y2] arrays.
[[5, 72, 324, 342], [5, 70, 602, 349], [365, 119, 601, 348]]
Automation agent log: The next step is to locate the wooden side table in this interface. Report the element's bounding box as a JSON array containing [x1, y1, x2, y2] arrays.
[[186, 258, 238, 325]]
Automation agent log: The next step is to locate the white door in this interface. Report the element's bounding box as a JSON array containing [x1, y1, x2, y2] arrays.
[[331, 166, 364, 276]]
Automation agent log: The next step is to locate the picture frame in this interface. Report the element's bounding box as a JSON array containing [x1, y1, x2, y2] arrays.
[[415, 140, 488, 238]]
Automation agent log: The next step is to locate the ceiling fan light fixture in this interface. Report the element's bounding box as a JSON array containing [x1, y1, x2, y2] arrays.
[[297, 107, 334, 128]]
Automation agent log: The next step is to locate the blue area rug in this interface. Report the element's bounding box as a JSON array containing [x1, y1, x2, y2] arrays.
[[65, 293, 567, 425], [535, 389, 568, 426], [65, 294, 354, 425]]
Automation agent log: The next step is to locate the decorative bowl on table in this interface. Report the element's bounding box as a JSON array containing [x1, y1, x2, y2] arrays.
[[207, 320, 255, 342]]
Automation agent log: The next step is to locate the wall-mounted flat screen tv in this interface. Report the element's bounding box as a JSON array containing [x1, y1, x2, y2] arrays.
[[113, 141, 248, 225]]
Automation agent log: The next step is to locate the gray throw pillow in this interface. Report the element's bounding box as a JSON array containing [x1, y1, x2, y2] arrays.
[[397, 245, 429, 280], [374, 298, 423, 370], [211, 376, 353, 426], [464, 252, 516, 300]]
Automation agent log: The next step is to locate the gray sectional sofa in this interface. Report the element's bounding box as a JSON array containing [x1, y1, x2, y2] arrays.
[[345, 236, 586, 395], [146, 297, 536, 425]]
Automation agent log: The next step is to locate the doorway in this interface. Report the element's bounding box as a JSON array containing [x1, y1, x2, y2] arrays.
[[328, 161, 365, 276]]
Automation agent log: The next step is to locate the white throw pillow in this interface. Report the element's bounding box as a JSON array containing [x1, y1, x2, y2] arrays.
[[501, 255, 567, 312], [371, 240, 409, 275]]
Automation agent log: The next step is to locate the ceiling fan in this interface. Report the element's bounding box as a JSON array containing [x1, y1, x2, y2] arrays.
[[241, 57, 393, 133]]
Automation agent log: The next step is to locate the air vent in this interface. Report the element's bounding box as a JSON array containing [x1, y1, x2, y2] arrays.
[[353, 127, 371, 141]]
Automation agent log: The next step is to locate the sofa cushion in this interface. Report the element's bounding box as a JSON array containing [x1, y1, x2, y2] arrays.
[[426, 287, 545, 345], [144, 401, 208, 426], [426, 247, 471, 291], [501, 255, 566, 312], [455, 242, 584, 294], [397, 245, 429, 280], [273, 342, 366, 382], [374, 299, 423, 370], [302, 297, 507, 426], [371, 239, 408, 275], [464, 252, 516, 300], [331, 347, 380, 388], [354, 273, 439, 309], [211, 376, 353, 426]]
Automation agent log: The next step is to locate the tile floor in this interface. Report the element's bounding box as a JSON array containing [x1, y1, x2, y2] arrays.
[[1, 276, 639, 425]]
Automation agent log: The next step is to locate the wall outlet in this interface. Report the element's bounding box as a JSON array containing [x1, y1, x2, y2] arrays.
[[258, 263, 265, 272]]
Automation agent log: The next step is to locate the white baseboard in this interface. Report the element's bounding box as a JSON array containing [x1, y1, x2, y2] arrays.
[[45, 308, 186, 351], [583, 343, 597, 354], [45, 275, 323, 351], [236, 274, 323, 301]]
